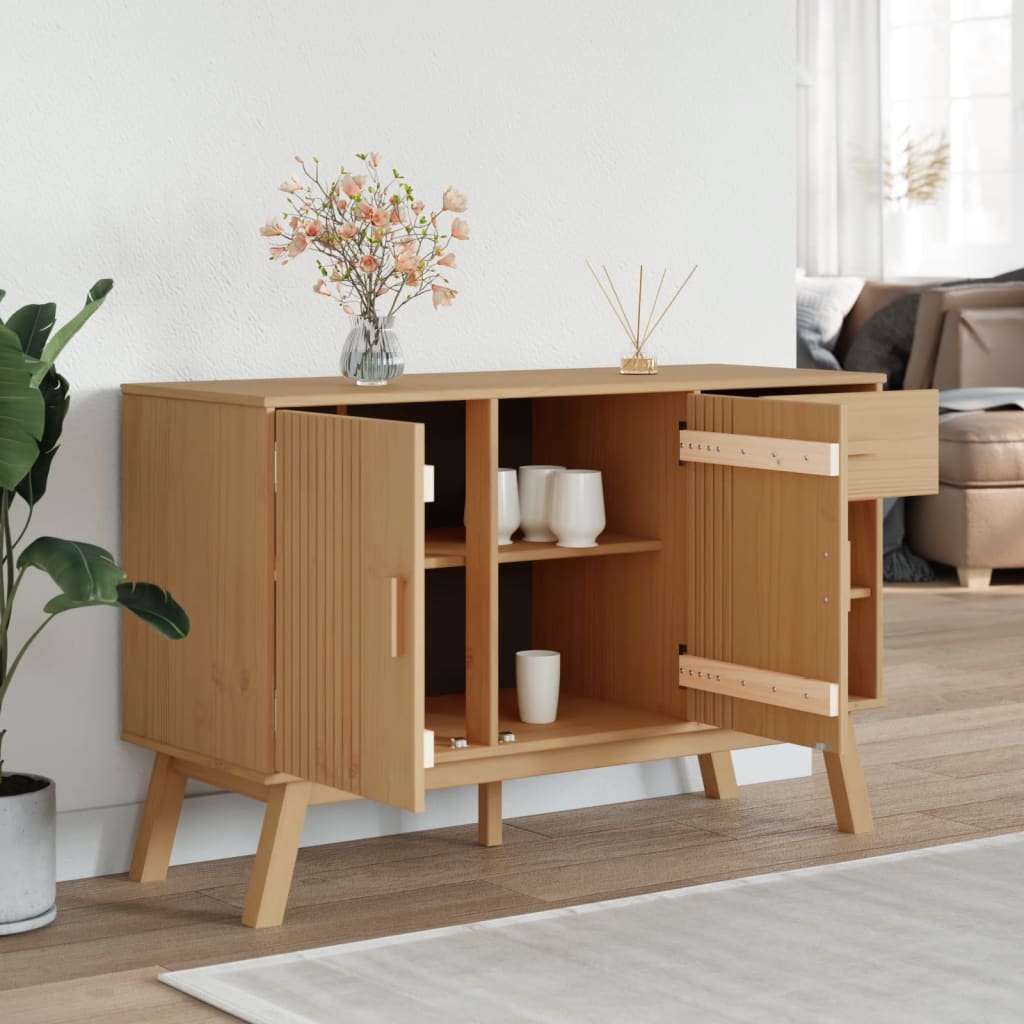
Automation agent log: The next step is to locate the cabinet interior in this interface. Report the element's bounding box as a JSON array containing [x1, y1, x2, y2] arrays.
[[324, 387, 886, 759]]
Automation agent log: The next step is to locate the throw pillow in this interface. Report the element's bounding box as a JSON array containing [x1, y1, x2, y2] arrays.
[[843, 292, 922, 389], [795, 274, 864, 370]]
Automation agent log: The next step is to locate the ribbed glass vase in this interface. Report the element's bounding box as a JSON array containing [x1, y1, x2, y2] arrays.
[[340, 315, 404, 386]]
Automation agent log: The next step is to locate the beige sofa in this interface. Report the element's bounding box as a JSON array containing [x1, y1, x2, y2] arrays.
[[838, 281, 1024, 588]]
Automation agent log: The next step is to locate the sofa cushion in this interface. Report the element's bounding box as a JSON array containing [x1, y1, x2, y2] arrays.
[[939, 411, 1024, 486], [796, 275, 864, 370]]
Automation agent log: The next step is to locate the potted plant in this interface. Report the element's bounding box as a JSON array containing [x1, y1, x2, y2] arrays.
[[261, 151, 470, 386], [0, 280, 189, 935]]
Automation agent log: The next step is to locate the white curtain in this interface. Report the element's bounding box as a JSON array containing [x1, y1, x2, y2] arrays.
[[796, 0, 884, 277]]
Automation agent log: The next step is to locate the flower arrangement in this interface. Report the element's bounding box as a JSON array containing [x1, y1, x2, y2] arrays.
[[261, 152, 469, 325]]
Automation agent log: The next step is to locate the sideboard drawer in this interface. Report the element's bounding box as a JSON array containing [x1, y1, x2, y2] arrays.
[[783, 390, 938, 499]]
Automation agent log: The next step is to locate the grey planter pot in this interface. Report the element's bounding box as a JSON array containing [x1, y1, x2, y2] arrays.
[[0, 773, 56, 935]]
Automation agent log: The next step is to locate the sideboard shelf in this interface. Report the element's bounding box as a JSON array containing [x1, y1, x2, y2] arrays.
[[120, 363, 937, 928], [424, 527, 662, 569], [426, 691, 704, 763]]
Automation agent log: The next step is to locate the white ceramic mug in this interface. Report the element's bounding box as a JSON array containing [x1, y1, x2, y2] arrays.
[[497, 468, 520, 546], [517, 465, 565, 542], [548, 469, 606, 548], [516, 650, 561, 724]]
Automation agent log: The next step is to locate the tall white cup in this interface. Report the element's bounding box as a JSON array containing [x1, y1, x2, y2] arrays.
[[516, 650, 561, 724], [517, 465, 565, 542], [497, 468, 520, 546], [549, 469, 606, 548]]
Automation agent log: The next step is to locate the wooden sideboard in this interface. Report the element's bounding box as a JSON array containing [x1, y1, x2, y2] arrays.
[[120, 365, 938, 926]]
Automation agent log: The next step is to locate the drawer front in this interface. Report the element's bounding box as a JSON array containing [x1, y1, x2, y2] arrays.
[[775, 390, 939, 500]]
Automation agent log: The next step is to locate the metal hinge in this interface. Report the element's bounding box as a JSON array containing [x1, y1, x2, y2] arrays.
[[678, 421, 687, 465]]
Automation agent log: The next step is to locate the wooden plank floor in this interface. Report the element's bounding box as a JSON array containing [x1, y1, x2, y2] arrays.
[[6, 575, 1024, 1022]]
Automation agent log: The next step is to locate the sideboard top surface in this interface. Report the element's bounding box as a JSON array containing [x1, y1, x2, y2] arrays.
[[121, 364, 884, 407]]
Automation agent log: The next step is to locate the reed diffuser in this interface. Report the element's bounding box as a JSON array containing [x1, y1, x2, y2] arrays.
[[586, 261, 697, 374]]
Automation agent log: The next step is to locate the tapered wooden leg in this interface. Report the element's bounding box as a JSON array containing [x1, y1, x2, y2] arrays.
[[129, 753, 188, 883], [478, 781, 503, 847], [242, 781, 311, 928], [957, 567, 992, 589], [698, 751, 739, 800], [823, 718, 874, 834]]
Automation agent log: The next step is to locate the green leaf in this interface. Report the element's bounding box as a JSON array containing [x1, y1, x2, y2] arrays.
[[0, 324, 45, 489], [115, 582, 190, 639], [38, 279, 113, 372], [15, 369, 69, 506], [18, 536, 125, 604], [6, 303, 57, 359]]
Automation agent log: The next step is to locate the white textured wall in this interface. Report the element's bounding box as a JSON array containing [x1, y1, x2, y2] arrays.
[[1, 0, 801, 880]]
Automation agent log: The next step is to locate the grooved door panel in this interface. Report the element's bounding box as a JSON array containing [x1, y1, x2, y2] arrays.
[[685, 394, 848, 752], [276, 411, 424, 811]]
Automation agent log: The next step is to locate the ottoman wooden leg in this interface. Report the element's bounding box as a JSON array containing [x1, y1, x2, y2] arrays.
[[957, 567, 992, 589]]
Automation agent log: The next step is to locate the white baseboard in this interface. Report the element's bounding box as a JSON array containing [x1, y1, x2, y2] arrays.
[[56, 745, 810, 882]]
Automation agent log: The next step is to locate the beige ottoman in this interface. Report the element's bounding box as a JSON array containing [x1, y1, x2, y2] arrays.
[[908, 410, 1024, 587]]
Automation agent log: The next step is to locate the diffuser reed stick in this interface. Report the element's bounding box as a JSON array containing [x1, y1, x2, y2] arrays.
[[586, 261, 698, 374]]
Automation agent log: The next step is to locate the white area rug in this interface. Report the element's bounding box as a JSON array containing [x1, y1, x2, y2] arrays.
[[161, 833, 1024, 1024]]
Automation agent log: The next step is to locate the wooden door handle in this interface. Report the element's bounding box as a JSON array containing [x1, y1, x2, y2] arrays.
[[389, 576, 403, 658]]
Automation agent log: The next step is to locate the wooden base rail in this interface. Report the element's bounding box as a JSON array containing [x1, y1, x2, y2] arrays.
[[679, 655, 840, 717]]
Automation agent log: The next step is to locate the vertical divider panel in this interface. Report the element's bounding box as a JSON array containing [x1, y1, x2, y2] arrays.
[[465, 399, 499, 745]]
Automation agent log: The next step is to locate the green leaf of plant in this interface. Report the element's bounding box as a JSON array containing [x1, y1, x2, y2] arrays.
[[0, 324, 45, 489], [6, 303, 57, 359], [115, 582, 190, 638], [37, 279, 113, 373], [18, 536, 125, 603], [15, 369, 69, 506]]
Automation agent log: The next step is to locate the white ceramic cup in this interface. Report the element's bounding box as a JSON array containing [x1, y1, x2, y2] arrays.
[[497, 468, 520, 546], [517, 465, 565, 542], [548, 469, 606, 548], [516, 650, 561, 724]]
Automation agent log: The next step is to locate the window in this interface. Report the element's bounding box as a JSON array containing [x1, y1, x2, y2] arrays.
[[882, 0, 1020, 277]]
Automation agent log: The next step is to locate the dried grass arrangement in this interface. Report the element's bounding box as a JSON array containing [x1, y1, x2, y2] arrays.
[[884, 130, 951, 207], [586, 261, 697, 374]]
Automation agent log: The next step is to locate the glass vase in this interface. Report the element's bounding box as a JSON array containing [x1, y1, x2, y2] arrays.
[[340, 315, 404, 386]]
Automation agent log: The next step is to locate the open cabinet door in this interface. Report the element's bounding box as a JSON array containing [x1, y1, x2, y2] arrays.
[[276, 411, 425, 811], [681, 393, 848, 752]]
